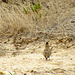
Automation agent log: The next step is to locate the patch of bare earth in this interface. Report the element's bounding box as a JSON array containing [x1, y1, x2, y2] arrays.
[[0, 41, 75, 75]]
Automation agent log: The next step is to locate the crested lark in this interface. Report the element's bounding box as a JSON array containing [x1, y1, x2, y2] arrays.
[[43, 42, 52, 60]]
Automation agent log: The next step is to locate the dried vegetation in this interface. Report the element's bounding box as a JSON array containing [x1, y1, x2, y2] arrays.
[[0, 0, 75, 55]]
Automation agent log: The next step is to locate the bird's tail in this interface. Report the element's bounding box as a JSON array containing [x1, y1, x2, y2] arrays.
[[50, 46, 53, 51]]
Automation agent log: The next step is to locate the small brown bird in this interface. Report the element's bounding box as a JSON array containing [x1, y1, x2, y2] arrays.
[[43, 42, 52, 60]]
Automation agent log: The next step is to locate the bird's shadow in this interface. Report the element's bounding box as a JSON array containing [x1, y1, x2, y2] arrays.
[[40, 58, 53, 61]]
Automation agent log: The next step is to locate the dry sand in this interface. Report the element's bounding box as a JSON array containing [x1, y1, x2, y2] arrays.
[[0, 42, 75, 75]]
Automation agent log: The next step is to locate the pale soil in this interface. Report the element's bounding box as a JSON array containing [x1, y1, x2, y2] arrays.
[[0, 41, 75, 75]]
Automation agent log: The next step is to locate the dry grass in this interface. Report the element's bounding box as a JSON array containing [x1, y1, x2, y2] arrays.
[[0, 0, 75, 42]]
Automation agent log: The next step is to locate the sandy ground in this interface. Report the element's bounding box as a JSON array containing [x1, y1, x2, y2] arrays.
[[0, 41, 75, 75]]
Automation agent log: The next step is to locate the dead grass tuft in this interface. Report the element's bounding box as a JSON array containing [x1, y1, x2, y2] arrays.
[[0, 0, 75, 42]]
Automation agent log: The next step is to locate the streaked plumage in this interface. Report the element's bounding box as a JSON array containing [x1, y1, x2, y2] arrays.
[[43, 42, 52, 60]]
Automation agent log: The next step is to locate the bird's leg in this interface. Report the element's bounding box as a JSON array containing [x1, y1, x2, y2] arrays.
[[49, 57, 50, 60], [46, 58, 47, 60]]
